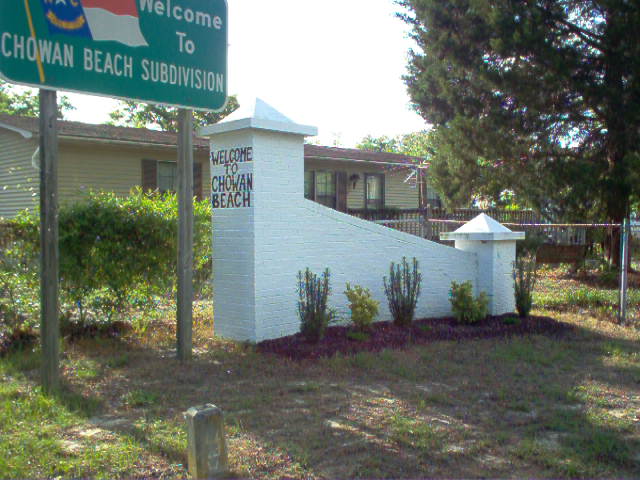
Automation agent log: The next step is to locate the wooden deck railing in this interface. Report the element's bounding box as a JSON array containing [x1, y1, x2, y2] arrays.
[[347, 208, 616, 247], [348, 208, 543, 242]]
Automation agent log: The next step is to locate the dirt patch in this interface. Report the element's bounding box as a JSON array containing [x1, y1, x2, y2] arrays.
[[257, 315, 573, 360]]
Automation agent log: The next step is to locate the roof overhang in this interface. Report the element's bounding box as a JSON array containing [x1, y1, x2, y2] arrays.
[[56, 134, 209, 151], [304, 155, 425, 169]]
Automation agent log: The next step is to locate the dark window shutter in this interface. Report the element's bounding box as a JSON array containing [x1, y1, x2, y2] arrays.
[[141, 159, 157, 192], [336, 171, 348, 212], [194, 162, 203, 200]]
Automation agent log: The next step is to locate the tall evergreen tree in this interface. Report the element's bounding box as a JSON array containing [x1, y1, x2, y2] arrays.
[[399, 0, 640, 262]]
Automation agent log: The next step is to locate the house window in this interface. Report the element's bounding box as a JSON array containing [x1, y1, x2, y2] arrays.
[[304, 169, 347, 210], [304, 170, 314, 200], [315, 171, 337, 208], [365, 174, 384, 210], [158, 161, 177, 193]]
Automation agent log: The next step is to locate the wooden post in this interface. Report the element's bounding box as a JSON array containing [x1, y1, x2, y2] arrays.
[[39, 89, 60, 393], [177, 108, 194, 360]]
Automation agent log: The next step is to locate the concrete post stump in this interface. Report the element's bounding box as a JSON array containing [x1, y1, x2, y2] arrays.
[[184, 404, 228, 479]]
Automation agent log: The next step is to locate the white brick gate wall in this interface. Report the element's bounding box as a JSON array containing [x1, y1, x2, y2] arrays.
[[201, 99, 522, 343]]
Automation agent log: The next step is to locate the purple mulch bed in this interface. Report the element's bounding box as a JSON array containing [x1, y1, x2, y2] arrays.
[[256, 315, 574, 361]]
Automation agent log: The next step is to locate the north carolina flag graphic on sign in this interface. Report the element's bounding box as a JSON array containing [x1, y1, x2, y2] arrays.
[[40, 0, 148, 47]]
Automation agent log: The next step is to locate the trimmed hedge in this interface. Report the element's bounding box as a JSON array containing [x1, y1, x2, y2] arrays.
[[1, 188, 212, 326]]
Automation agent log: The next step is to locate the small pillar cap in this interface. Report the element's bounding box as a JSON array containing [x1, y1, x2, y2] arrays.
[[440, 213, 525, 242], [199, 97, 318, 137]]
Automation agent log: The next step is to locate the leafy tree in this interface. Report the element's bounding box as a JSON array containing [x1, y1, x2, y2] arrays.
[[108, 95, 239, 132], [357, 134, 401, 153], [0, 80, 75, 118], [400, 131, 435, 158], [357, 131, 432, 157], [358, 131, 446, 207], [399, 0, 640, 262]]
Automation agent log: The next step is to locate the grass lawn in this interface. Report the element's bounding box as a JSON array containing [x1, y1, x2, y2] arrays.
[[1, 270, 639, 478]]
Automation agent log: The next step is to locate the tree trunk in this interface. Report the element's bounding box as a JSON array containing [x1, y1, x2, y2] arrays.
[[602, 7, 630, 269], [604, 146, 630, 268], [603, 139, 631, 269]]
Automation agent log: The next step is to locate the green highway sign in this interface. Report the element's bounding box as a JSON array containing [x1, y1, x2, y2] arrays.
[[0, 0, 227, 111]]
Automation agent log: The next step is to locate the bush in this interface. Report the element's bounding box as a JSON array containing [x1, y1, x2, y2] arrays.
[[514, 253, 538, 318], [449, 281, 488, 325], [384, 257, 422, 327], [2, 189, 212, 331], [0, 219, 39, 352], [297, 268, 332, 343], [344, 283, 379, 331]]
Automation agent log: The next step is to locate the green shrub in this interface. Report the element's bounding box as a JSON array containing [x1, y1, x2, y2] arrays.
[[2, 189, 212, 330], [449, 281, 488, 324], [514, 253, 538, 318], [0, 220, 39, 349], [384, 257, 422, 327], [297, 268, 332, 343], [344, 283, 379, 331]]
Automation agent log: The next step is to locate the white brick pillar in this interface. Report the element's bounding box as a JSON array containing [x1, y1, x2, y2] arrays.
[[199, 99, 317, 342], [441, 214, 525, 316]]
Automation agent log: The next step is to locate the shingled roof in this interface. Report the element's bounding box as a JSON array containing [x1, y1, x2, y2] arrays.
[[0, 113, 211, 150], [0, 114, 421, 166], [304, 144, 420, 166]]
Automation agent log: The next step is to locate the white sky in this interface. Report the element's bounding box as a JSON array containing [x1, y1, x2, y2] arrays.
[[64, 0, 429, 147]]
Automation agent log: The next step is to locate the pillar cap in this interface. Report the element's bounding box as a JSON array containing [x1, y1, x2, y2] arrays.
[[199, 98, 318, 137], [440, 213, 525, 242]]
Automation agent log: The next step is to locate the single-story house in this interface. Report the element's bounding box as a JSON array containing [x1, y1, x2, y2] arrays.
[[0, 113, 440, 219]]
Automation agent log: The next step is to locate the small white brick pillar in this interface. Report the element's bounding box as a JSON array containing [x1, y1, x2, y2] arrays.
[[199, 99, 317, 342], [441, 214, 525, 315]]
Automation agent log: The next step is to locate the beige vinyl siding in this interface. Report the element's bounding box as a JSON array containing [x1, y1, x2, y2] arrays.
[[304, 158, 419, 210], [57, 140, 211, 204], [0, 130, 38, 219], [385, 169, 420, 209]]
